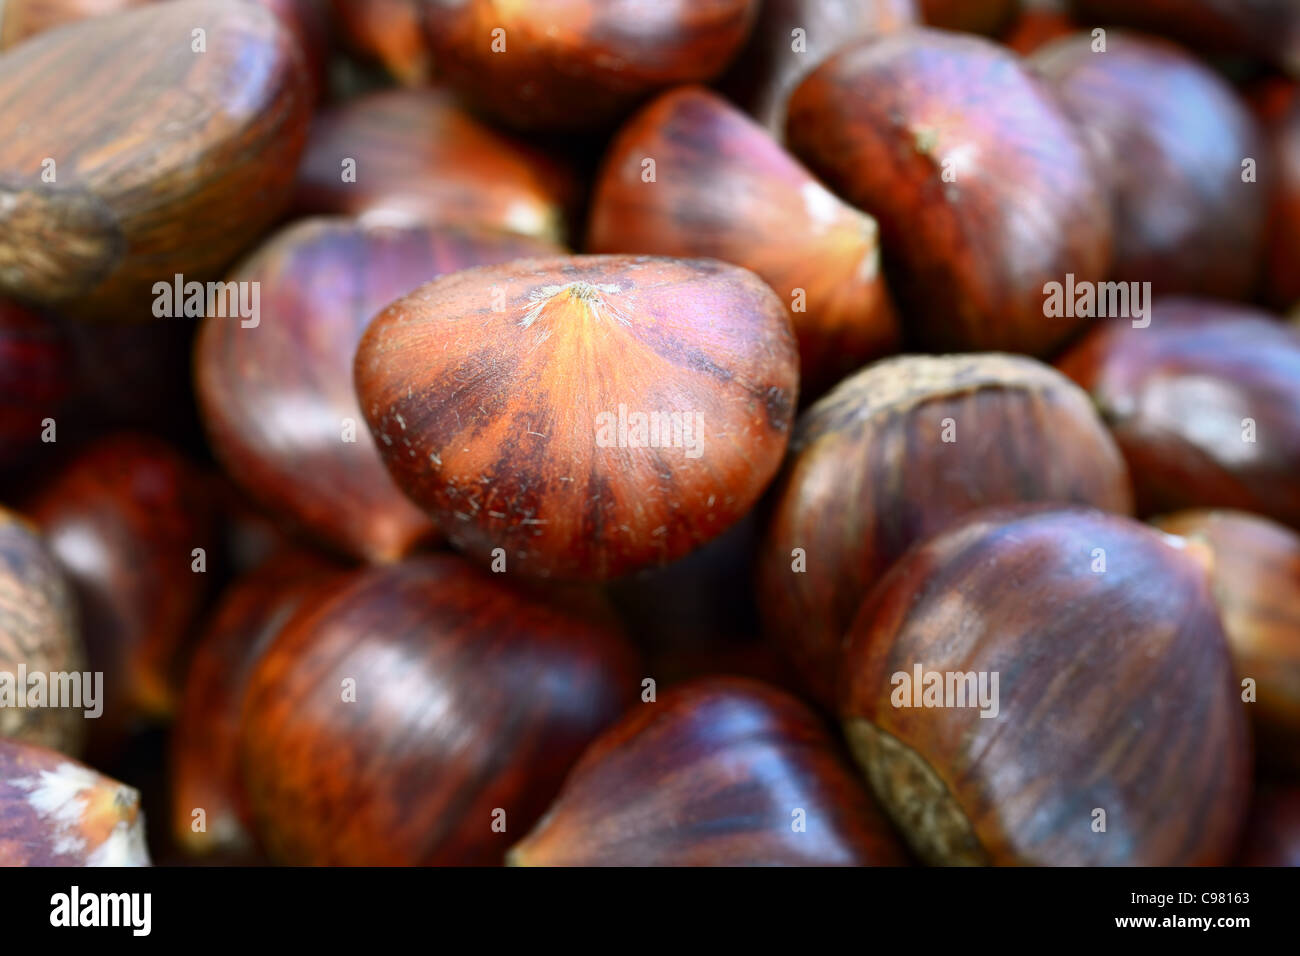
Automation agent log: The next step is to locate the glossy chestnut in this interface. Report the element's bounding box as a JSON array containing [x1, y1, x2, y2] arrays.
[[238, 554, 639, 865], [354, 254, 799, 581], [0, 300, 68, 468], [758, 354, 1134, 706], [1056, 298, 1300, 528], [0, 738, 149, 865], [843, 506, 1250, 865], [509, 677, 909, 866], [785, 28, 1112, 354], [196, 218, 561, 563], [1152, 510, 1300, 774], [0, 506, 85, 754], [0, 0, 312, 317]]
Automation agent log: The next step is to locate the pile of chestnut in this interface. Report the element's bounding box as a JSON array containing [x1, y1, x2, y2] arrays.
[[0, 0, 1298, 868]]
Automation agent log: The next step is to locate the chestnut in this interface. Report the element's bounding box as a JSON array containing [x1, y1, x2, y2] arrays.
[[0, 0, 312, 318], [328, 0, 431, 84], [1001, 2, 1076, 56], [1238, 787, 1300, 866], [719, 0, 917, 135], [417, 0, 761, 131], [26, 433, 218, 754], [0, 300, 69, 468], [758, 353, 1134, 706], [785, 28, 1112, 354], [196, 218, 561, 564], [588, 86, 897, 399], [919, 0, 1019, 35], [0, 738, 149, 865], [1031, 32, 1267, 300], [0, 506, 85, 754], [354, 254, 799, 581], [843, 505, 1250, 865], [508, 677, 909, 866], [0, 0, 151, 48], [238, 554, 639, 865], [1267, 96, 1300, 312], [1055, 298, 1300, 528], [1151, 510, 1300, 775], [293, 88, 579, 245]]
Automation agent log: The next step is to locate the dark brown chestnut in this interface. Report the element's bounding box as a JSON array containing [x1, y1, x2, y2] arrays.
[[238, 554, 639, 865], [1031, 32, 1267, 300], [0, 0, 313, 318], [0, 300, 68, 468], [1056, 298, 1300, 528], [418, 0, 761, 131], [587, 85, 898, 399], [0, 738, 149, 865], [1238, 787, 1300, 866], [919, 0, 1019, 35], [1267, 96, 1300, 311], [842, 506, 1250, 865], [758, 354, 1134, 706], [354, 254, 799, 581], [196, 218, 561, 564], [0, 506, 85, 754], [785, 28, 1112, 354], [293, 88, 579, 245], [508, 677, 909, 866], [1151, 510, 1300, 775], [328, 0, 431, 84], [26, 433, 218, 753]]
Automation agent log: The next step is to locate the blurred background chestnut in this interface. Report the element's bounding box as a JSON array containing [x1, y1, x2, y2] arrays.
[[328, 0, 430, 85], [919, 0, 1019, 35], [1267, 96, 1300, 312], [1238, 787, 1300, 866], [0, 301, 69, 469]]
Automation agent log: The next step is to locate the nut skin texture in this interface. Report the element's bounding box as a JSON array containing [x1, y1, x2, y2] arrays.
[[1268, 97, 1300, 311], [0, 301, 69, 467], [588, 86, 899, 400], [1056, 298, 1300, 529], [238, 554, 640, 866], [354, 254, 799, 581], [196, 218, 561, 564], [418, 0, 761, 131], [328, 0, 431, 84], [171, 549, 339, 859], [26, 434, 217, 754], [842, 506, 1251, 866], [509, 677, 909, 866], [919, 0, 1019, 35], [0, 1, 312, 319], [1031, 33, 1267, 301], [1238, 788, 1300, 866], [293, 88, 579, 245], [785, 29, 1112, 355], [0, 739, 150, 865], [0, 507, 85, 754], [719, 0, 917, 135], [758, 354, 1134, 707], [1152, 510, 1300, 775]]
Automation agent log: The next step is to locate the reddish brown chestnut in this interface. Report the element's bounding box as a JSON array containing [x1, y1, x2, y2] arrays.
[[1001, 2, 1075, 55], [0, 506, 85, 754], [196, 218, 561, 564], [0, 738, 149, 865], [328, 0, 431, 84], [354, 254, 799, 581], [919, 0, 1018, 35], [842, 506, 1250, 865], [785, 29, 1112, 354], [238, 554, 639, 865], [1238, 787, 1300, 866], [1151, 510, 1300, 775], [0, 0, 312, 317], [758, 354, 1134, 706], [26, 434, 217, 752], [508, 677, 908, 866], [588, 86, 898, 399], [293, 88, 579, 244], [1056, 298, 1300, 528], [418, 0, 761, 131], [1031, 32, 1267, 300], [0, 301, 68, 468]]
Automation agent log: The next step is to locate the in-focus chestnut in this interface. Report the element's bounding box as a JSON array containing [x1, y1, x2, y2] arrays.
[[196, 218, 561, 563], [509, 677, 908, 866], [0, 738, 149, 865], [238, 554, 639, 865], [0, 506, 85, 754], [293, 88, 579, 245], [1152, 510, 1300, 774], [1031, 32, 1267, 300], [0, 300, 69, 468], [758, 354, 1133, 706], [843, 506, 1250, 865], [354, 254, 799, 581], [1056, 298, 1300, 528], [328, 0, 431, 84], [785, 29, 1112, 354], [1238, 787, 1300, 866], [418, 0, 761, 131], [588, 86, 898, 399], [0, 0, 312, 317]]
